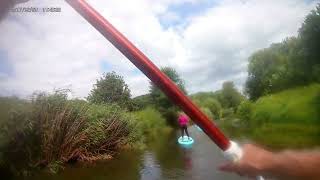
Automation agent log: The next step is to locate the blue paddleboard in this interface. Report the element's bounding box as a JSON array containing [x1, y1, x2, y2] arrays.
[[178, 136, 194, 147]]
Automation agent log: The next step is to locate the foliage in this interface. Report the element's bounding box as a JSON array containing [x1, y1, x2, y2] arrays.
[[149, 67, 187, 125], [132, 94, 152, 111], [220, 108, 235, 119], [219, 81, 244, 109], [190, 92, 222, 120], [0, 97, 33, 176], [189, 82, 244, 121], [245, 4, 320, 100], [0, 91, 144, 175], [190, 91, 216, 100], [299, 4, 320, 80], [133, 107, 166, 139], [245, 38, 303, 100], [30, 91, 89, 165], [87, 72, 132, 109], [84, 104, 138, 155], [236, 100, 253, 124], [251, 84, 320, 124], [236, 84, 320, 149]]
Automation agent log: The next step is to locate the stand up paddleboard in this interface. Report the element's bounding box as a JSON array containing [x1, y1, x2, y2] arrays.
[[178, 136, 194, 148]]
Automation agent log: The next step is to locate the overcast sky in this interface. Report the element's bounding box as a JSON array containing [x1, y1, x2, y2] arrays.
[[0, 0, 317, 98]]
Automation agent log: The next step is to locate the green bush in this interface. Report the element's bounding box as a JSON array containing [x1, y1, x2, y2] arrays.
[[236, 100, 253, 123], [191, 96, 222, 120], [133, 107, 166, 139], [85, 104, 138, 154], [0, 97, 33, 176], [221, 108, 234, 119], [132, 94, 152, 111], [221, 84, 320, 149]]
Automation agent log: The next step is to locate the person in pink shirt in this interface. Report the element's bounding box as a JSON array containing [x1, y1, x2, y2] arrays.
[[178, 112, 190, 138]]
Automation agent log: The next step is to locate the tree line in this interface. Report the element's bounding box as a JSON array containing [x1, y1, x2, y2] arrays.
[[245, 4, 320, 100]]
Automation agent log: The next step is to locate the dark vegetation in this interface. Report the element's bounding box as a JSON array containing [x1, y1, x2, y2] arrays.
[[0, 91, 137, 176], [0, 73, 166, 176]]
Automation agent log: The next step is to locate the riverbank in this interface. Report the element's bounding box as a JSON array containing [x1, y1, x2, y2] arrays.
[[0, 91, 168, 177], [223, 84, 320, 149], [1, 84, 319, 178], [17, 126, 246, 180]]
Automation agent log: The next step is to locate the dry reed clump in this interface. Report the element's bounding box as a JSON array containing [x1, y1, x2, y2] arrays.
[[31, 92, 136, 165], [0, 91, 140, 175]]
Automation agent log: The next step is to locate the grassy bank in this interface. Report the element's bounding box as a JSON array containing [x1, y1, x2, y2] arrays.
[[232, 84, 320, 149], [0, 91, 167, 177]]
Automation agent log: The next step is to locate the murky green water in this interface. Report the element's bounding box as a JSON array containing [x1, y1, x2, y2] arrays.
[[23, 126, 246, 180]]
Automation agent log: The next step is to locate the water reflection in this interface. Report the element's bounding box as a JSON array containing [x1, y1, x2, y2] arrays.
[[140, 151, 161, 180], [23, 126, 247, 180]]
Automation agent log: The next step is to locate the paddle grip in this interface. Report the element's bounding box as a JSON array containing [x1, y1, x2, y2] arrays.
[[223, 141, 265, 180]]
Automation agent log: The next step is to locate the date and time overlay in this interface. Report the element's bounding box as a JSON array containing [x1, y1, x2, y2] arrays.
[[11, 6, 62, 13]]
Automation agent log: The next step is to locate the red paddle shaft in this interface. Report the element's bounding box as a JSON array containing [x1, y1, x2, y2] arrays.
[[66, 0, 230, 151]]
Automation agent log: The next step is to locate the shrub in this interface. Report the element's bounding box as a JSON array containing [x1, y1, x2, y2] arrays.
[[248, 84, 320, 148], [84, 104, 137, 155], [133, 107, 166, 139], [221, 108, 234, 119], [202, 98, 222, 120], [0, 97, 33, 176], [236, 100, 253, 124], [30, 91, 89, 164], [191, 97, 222, 120], [132, 94, 152, 111], [87, 72, 133, 110], [0, 90, 143, 175]]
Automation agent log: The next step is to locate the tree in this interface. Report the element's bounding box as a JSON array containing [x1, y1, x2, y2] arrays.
[[149, 67, 186, 125], [299, 4, 320, 82], [191, 92, 222, 120], [87, 71, 132, 108], [245, 38, 306, 100], [194, 97, 222, 120], [132, 94, 152, 110], [219, 81, 244, 109], [245, 45, 287, 100], [245, 5, 320, 100]]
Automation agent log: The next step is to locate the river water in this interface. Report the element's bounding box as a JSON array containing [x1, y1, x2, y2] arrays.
[[26, 126, 247, 180]]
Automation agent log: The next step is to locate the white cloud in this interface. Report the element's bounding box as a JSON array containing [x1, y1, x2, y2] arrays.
[[175, 0, 316, 93], [0, 0, 317, 98]]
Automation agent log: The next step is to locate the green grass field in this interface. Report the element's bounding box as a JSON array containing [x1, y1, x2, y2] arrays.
[[249, 84, 320, 149]]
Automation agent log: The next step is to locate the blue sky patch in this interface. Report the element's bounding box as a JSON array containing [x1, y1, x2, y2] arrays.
[[159, 0, 218, 29], [100, 60, 112, 72]]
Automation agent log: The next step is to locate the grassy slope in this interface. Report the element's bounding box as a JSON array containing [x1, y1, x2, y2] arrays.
[[250, 84, 320, 149]]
